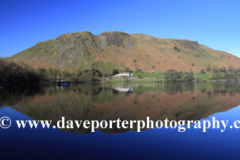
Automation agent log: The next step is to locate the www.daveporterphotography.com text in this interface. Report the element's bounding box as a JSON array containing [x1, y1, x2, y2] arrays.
[[1, 116, 240, 133]]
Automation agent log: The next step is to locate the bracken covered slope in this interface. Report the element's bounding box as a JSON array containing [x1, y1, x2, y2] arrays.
[[7, 31, 240, 72]]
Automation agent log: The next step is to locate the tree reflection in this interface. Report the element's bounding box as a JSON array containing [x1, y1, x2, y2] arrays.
[[2, 82, 240, 134]]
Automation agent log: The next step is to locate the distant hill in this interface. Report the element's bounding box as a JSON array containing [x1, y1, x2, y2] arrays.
[[0, 57, 7, 59], [7, 31, 240, 73]]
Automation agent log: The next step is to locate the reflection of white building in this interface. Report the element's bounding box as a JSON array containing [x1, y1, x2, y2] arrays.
[[112, 86, 133, 92], [114, 72, 134, 77]]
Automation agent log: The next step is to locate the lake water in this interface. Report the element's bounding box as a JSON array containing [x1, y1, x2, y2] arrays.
[[1, 82, 240, 160]]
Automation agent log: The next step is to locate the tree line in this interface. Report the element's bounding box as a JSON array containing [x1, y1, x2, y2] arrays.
[[0, 60, 120, 83], [0, 59, 41, 83], [164, 69, 195, 82], [204, 65, 240, 81]]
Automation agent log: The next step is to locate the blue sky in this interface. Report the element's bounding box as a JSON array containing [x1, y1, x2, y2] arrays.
[[1, 0, 240, 57]]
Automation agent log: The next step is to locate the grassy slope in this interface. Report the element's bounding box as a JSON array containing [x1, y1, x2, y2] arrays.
[[133, 72, 212, 81], [104, 72, 227, 82]]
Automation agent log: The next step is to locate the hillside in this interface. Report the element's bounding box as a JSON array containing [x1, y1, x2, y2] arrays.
[[7, 31, 240, 73]]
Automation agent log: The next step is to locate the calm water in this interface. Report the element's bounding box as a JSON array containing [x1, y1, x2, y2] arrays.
[[1, 82, 240, 160]]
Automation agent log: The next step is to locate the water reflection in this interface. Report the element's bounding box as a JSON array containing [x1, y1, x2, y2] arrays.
[[1, 82, 240, 134]]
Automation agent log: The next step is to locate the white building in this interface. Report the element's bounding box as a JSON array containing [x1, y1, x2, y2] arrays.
[[114, 72, 134, 77]]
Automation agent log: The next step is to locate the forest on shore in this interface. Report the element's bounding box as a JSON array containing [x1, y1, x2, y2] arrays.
[[0, 59, 118, 83]]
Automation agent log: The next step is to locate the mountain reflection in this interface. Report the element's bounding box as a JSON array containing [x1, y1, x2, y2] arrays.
[[1, 82, 240, 134]]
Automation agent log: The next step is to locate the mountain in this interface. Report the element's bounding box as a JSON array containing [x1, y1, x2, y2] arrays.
[[7, 31, 240, 73]]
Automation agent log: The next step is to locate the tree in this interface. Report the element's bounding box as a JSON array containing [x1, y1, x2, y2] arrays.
[[183, 69, 188, 74], [228, 66, 235, 72], [47, 68, 54, 76], [206, 65, 211, 72], [200, 69, 206, 74], [212, 66, 218, 73], [37, 67, 47, 73], [173, 46, 180, 52], [224, 70, 239, 81], [184, 70, 194, 82], [62, 70, 71, 77], [89, 63, 98, 76], [46, 68, 54, 82], [53, 69, 61, 78], [212, 72, 220, 80], [112, 69, 119, 75], [138, 75, 143, 79], [36, 67, 47, 81], [219, 67, 226, 72], [124, 67, 132, 72], [76, 69, 83, 76], [209, 75, 213, 80], [236, 67, 240, 72], [164, 69, 183, 81], [136, 69, 143, 73]]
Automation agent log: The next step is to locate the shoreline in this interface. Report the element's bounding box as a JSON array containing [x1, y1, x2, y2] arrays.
[[1, 80, 240, 86]]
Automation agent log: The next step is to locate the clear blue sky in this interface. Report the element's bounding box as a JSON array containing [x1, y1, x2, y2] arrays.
[[1, 0, 240, 57]]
